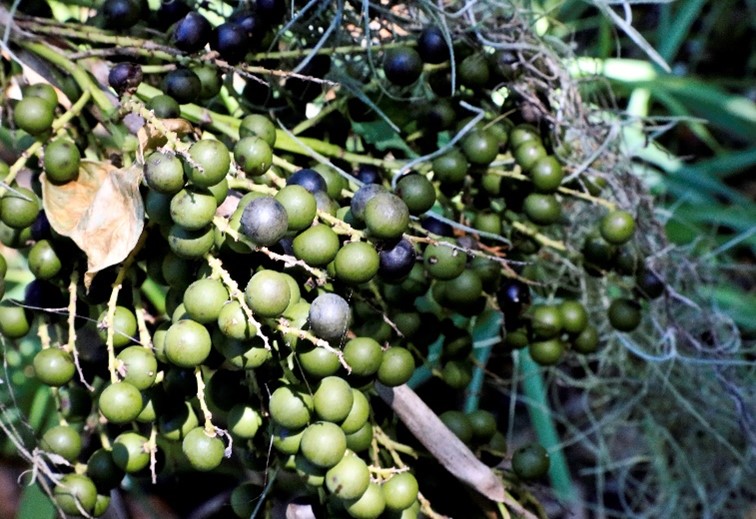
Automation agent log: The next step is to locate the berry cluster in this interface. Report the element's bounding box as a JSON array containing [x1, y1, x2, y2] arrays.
[[0, 1, 668, 517]]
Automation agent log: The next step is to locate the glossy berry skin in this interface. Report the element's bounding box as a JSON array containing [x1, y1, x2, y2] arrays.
[[164, 319, 212, 367], [635, 268, 665, 299], [529, 338, 565, 365], [245, 269, 291, 318], [148, 94, 180, 118], [523, 193, 561, 225], [600, 210, 636, 245], [173, 11, 212, 53], [275, 185, 316, 231], [108, 62, 143, 95], [112, 432, 150, 473], [44, 139, 80, 184], [42, 425, 82, 463], [530, 155, 564, 193], [28, 239, 62, 280], [421, 216, 454, 236], [417, 25, 449, 64], [334, 241, 380, 284], [211, 22, 250, 64], [300, 421, 347, 468], [102, 0, 141, 30], [326, 454, 370, 499], [33, 348, 74, 386], [383, 47, 423, 86], [162, 68, 201, 104], [461, 129, 499, 166], [186, 139, 230, 187], [356, 165, 382, 184], [1, 187, 40, 229], [144, 151, 185, 194], [423, 240, 466, 280], [287, 168, 327, 194], [382, 472, 419, 511], [98, 381, 142, 424], [14, 96, 55, 136], [607, 298, 642, 332], [377, 347, 415, 386], [292, 225, 340, 267], [497, 279, 530, 326], [395, 173, 436, 215], [234, 136, 273, 177], [378, 238, 416, 281], [183, 427, 225, 471], [239, 114, 277, 146], [229, 10, 264, 44], [54, 474, 97, 516]]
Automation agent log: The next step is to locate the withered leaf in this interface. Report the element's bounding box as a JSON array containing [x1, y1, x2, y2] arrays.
[[41, 160, 145, 289]]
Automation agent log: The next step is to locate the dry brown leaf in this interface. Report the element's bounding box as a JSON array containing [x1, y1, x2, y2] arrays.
[[42, 160, 145, 289], [374, 383, 539, 515]]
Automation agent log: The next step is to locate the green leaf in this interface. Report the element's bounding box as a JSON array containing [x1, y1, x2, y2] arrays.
[[351, 119, 417, 156], [17, 482, 56, 519]]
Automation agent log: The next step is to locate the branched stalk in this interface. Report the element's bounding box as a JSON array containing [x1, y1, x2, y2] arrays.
[[204, 253, 269, 350], [194, 367, 214, 432]]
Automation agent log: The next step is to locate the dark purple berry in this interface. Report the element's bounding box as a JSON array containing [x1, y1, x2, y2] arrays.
[[108, 63, 143, 95], [102, 0, 141, 30], [379, 238, 416, 282], [173, 11, 212, 53], [211, 22, 250, 64], [287, 169, 327, 194], [256, 0, 286, 23], [417, 26, 449, 64], [421, 216, 454, 237], [356, 165, 382, 185]]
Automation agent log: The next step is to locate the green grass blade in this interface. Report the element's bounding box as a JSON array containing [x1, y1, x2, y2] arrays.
[[656, 0, 708, 61], [518, 350, 577, 503]]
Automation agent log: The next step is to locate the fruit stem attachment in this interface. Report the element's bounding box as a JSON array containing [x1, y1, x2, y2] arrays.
[[103, 229, 148, 383], [66, 270, 93, 391], [194, 367, 214, 433], [204, 253, 270, 350]]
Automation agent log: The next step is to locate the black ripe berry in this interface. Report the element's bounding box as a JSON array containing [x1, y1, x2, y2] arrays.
[[229, 10, 265, 45], [211, 22, 250, 64], [162, 68, 201, 104], [108, 63, 143, 95], [102, 0, 141, 30], [383, 47, 423, 86], [155, 0, 191, 31], [287, 169, 327, 194], [173, 11, 212, 53], [417, 25, 449, 64], [379, 238, 416, 282], [256, 0, 286, 23], [496, 279, 530, 326], [355, 165, 382, 185], [421, 215, 454, 237]]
